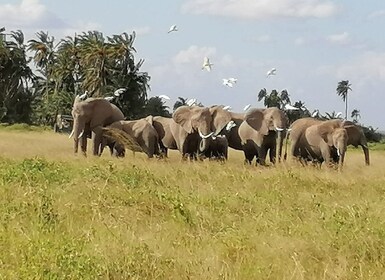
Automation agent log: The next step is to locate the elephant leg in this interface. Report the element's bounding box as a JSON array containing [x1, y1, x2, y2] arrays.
[[243, 150, 254, 165], [269, 146, 277, 164], [80, 134, 87, 156], [256, 147, 267, 166], [319, 142, 331, 166], [92, 127, 103, 156]]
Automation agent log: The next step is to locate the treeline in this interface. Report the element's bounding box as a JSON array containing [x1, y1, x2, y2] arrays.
[[0, 29, 170, 126]]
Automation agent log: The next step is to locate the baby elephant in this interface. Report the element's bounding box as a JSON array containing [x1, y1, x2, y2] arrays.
[[102, 116, 160, 158]]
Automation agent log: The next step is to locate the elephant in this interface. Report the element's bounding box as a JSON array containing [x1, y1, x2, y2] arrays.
[[285, 118, 369, 166], [152, 116, 178, 157], [171, 105, 232, 159], [238, 107, 289, 165], [343, 121, 370, 165], [102, 116, 160, 158], [70, 95, 124, 156], [202, 135, 228, 161], [294, 119, 348, 167]]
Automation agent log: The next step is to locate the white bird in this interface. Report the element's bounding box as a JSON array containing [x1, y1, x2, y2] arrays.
[[202, 57, 213, 72], [223, 105, 232, 111], [104, 96, 115, 102], [335, 112, 343, 118], [266, 68, 277, 78], [158, 94, 171, 100], [311, 109, 319, 118], [78, 91, 88, 100], [186, 98, 197, 106], [222, 79, 234, 88], [168, 25, 178, 33], [243, 104, 251, 111], [228, 77, 237, 84], [284, 104, 300, 111], [114, 88, 126, 96]]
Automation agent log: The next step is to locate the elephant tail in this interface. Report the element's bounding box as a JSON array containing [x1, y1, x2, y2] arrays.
[[102, 127, 143, 153]]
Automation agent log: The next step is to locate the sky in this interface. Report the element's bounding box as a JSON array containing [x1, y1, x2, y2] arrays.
[[1, 0, 385, 129]]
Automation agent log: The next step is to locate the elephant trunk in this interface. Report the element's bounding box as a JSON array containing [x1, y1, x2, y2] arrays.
[[276, 130, 285, 162], [198, 128, 213, 153], [71, 118, 85, 154]]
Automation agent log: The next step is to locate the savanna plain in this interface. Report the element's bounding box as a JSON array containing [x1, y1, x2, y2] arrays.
[[0, 126, 385, 279]]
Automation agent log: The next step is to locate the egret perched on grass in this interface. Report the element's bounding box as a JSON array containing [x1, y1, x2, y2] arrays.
[[266, 68, 276, 78], [202, 57, 213, 72], [243, 104, 251, 111], [78, 91, 88, 100], [336, 112, 343, 118], [312, 109, 320, 118], [168, 25, 178, 33], [104, 96, 115, 102], [223, 105, 232, 111]]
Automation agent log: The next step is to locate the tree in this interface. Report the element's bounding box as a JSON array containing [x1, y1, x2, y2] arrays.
[[257, 88, 290, 109], [336, 80, 352, 120], [143, 97, 171, 117], [351, 109, 361, 123], [173, 97, 187, 111]]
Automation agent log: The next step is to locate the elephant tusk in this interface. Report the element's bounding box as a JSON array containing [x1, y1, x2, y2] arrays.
[[275, 127, 284, 131], [337, 149, 341, 156], [78, 130, 84, 139], [68, 130, 74, 139], [226, 121, 236, 131], [211, 135, 217, 140], [198, 130, 214, 139]]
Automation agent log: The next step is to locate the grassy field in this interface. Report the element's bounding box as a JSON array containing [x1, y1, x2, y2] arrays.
[[0, 128, 384, 279]]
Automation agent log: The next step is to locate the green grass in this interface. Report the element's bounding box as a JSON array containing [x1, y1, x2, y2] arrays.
[[0, 130, 385, 279]]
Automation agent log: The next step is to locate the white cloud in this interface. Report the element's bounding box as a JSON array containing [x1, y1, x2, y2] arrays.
[[327, 32, 350, 45], [368, 10, 385, 19], [182, 0, 338, 20], [173, 45, 217, 65]]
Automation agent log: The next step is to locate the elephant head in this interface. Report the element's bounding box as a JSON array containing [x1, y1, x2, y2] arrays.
[[173, 106, 213, 152], [244, 107, 288, 161], [209, 105, 233, 136], [70, 96, 124, 155], [330, 127, 348, 166], [343, 121, 370, 165]]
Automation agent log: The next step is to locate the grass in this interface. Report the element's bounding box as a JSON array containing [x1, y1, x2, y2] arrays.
[[0, 130, 385, 279]]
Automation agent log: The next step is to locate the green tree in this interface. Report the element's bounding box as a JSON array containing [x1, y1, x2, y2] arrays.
[[351, 109, 360, 123], [336, 80, 352, 120], [143, 97, 171, 117], [257, 88, 290, 109]]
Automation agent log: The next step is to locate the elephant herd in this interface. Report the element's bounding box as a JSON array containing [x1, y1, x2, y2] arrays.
[[69, 95, 370, 167]]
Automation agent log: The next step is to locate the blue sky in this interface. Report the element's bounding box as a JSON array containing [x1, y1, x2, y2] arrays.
[[1, 0, 385, 129]]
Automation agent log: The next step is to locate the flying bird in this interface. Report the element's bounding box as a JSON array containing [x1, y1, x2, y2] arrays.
[[243, 104, 251, 111], [223, 105, 232, 111], [284, 104, 300, 111], [114, 88, 126, 96], [266, 68, 277, 78], [202, 57, 213, 72], [158, 94, 171, 100], [222, 79, 234, 88], [168, 25, 178, 33], [186, 98, 197, 106]]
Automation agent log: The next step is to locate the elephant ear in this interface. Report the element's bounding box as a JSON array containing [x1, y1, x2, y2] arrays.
[[145, 115, 154, 125], [173, 106, 194, 133], [244, 108, 269, 135], [209, 106, 232, 135], [317, 121, 335, 146]]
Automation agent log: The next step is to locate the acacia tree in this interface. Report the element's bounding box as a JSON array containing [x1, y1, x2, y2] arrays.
[[336, 80, 352, 120]]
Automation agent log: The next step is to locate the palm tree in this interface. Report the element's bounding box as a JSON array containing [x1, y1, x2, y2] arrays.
[[173, 97, 187, 111], [257, 88, 291, 109], [351, 109, 361, 123], [143, 97, 171, 117], [336, 80, 352, 120]]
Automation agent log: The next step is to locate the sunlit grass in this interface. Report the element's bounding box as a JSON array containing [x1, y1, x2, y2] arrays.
[[0, 130, 384, 279]]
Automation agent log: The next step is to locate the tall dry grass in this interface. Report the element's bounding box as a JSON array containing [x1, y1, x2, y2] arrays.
[[0, 129, 384, 279]]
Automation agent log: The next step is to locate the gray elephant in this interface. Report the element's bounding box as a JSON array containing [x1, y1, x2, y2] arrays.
[[343, 121, 370, 165], [292, 119, 348, 167], [202, 135, 228, 161], [171, 105, 232, 159], [102, 116, 160, 158], [285, 118, 369, 166], [238, 107, 289, 165], [70, 95, 124, 156], [152, 116, 178, 157]]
